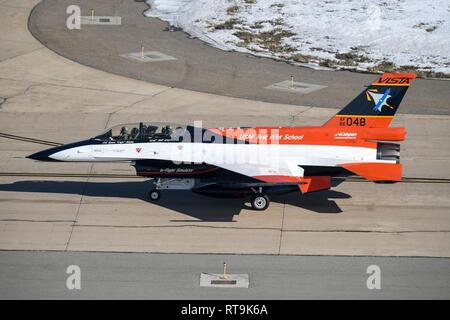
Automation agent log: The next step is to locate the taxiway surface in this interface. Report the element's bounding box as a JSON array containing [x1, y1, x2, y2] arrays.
[[0, 0, 449, 258], [1, 251, 449, 299]]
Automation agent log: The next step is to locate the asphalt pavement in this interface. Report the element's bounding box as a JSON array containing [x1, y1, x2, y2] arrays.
[[1, 251, 449, 299]]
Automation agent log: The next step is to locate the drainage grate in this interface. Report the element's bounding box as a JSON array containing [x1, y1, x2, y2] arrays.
[[80, 16, 121, 25], [120, 51, 177, 63], [210, 279, 237, 285], [265, 80, 327, 94], [200, 273, 249, 288]]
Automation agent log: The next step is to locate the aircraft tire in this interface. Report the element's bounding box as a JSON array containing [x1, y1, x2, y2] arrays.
[[149, 189, 161, 201], [251, 193, 270, 211]]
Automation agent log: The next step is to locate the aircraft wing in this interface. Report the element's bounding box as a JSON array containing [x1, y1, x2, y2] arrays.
[[213, 160, 305, 184], [210, 161, 331, 193]]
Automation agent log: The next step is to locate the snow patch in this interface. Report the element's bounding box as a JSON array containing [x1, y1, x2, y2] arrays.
[[144, 0, 450, 75]]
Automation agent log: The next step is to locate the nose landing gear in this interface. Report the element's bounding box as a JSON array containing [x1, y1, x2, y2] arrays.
[[149, 189, 160, 201]]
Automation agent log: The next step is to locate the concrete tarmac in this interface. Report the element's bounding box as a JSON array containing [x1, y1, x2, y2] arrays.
[[1, 251, 449, 299], [0, 0, 449, 259]]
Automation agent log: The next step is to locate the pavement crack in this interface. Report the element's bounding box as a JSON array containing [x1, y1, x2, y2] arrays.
[[151, 86, 173, 97], [64, 164, 95, 251], [0, 46, 45, 64], [282, 229, 450, 234], [63, 115, 117, 251], [108, 87, 172, 113], [0, 83, 38, 109], [278, 202, 286, 255], [0, 76, 162, 98], [0, 219, 75, 223], [108, 97, 148, 115], [288, 106, 313, 126], [62, 224, 450, 234], [71, 224, 283, 231]]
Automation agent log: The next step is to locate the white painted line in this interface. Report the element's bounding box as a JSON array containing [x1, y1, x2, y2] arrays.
[[80, 16, 122, 25], [120, 51, 177, 63], [200, 273, 249, 288], [265, 80, 327, 94]]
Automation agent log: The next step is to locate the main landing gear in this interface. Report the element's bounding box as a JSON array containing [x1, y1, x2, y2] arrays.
[[148, 179, 271, 211], [250, 187, 270, 211]]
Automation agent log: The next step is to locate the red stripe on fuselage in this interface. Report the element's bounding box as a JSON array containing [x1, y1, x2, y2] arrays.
[[208, 127, 380, 148], [136, 167, 219, 176]]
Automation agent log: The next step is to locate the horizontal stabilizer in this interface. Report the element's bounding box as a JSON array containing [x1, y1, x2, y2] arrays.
[[340, 162, 402, 181], [299, 176, 331, 193], [362, 127, 406, 141]]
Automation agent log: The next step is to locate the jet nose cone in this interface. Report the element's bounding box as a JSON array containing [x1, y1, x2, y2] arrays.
[[27, 149, 56, 161]]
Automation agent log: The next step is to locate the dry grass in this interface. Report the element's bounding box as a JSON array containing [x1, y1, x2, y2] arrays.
[[226, 5, 239, 15], [270, 3, 285, 8], [335, 52, 370, 63], [212, 5, 448, 79], [211, 18, 242, 30], [233, 28, 296, 53], [290, 53, 313, 63]]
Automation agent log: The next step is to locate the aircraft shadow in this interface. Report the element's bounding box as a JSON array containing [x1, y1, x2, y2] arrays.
[[0, 180, 350, 221]]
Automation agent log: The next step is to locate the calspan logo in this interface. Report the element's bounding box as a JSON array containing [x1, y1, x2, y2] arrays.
[[366, 88, 393, 112]]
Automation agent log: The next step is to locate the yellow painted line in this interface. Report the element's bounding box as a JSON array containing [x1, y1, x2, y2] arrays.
[[403, 178, 450, 183], [372, 83, 411, 87], [0, 133, 62, 146]]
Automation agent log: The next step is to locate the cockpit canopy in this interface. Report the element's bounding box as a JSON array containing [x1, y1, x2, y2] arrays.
[[93, 122, 188, 142]]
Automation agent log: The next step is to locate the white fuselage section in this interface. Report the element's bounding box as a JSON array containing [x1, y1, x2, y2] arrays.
[[49, 142, 391, 168]]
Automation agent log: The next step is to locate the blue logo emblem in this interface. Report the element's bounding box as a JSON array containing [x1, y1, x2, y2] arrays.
[[366, 88, 394, 112]]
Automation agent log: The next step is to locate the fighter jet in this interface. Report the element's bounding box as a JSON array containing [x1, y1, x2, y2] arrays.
[[28, 73, 415, 210]]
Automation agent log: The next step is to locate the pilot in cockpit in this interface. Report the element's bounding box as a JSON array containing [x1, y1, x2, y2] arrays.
[[162, 125, 173, 137], [130, 127, 140, 140], [120, 126, 129, 140]]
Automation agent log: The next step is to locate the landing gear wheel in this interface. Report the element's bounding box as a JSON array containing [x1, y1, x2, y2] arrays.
[[149, 189, 160, 201], [251, 194, 270, 211]]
